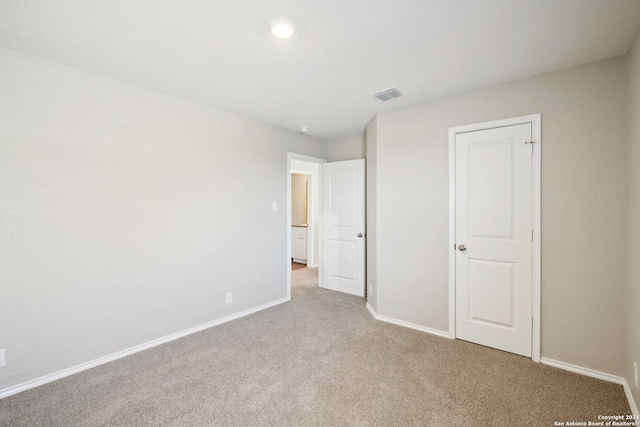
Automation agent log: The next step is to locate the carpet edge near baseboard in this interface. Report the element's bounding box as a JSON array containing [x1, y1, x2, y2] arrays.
[[0, 296, 291, 400], [365, 302, 450, 339], [365, 303, 638, 418], [541, 357, 639, 418]]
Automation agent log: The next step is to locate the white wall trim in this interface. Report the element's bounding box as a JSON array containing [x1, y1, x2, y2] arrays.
[[0, 297, 290, 400], [541, 357, 638, 419], [287, 153, 326, 297], [531, 114, 542, 363], [365, 303, 449, 339], [540, 357, 625, 385], [366, 302, 377, 318], [448, 138, 456, 340], [624, 380, 640, 418], [448, 114, 542, 362]]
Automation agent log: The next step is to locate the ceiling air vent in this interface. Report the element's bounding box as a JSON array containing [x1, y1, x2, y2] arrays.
[[371, 87, 404, 102]]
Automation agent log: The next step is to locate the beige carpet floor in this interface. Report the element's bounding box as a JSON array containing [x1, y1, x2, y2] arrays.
[[0, 267, 631, 426]]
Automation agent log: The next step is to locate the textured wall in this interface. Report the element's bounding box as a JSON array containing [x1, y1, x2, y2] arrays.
[[0, 47, 326, 391], [372, 57, 628, 375], [626, 30, 640, 409]]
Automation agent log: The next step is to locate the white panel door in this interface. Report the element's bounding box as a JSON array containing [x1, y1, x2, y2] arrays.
[[455, 124, 533, 357], [322, 160, 365, 297]]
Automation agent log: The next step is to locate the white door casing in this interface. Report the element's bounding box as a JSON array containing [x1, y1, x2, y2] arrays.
[[322, 159, 366, 297], [449, 115, 541, 360]]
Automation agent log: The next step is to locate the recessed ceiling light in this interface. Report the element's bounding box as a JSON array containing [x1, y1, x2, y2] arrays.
[[269, 19, 295, 39], [299, 126, 310, 134]]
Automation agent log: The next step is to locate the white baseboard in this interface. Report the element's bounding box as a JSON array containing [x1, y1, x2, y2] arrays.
[[365, 302, 450, 339], [365, 302, 377, 318], [623, 379, 640, 418], [0, 297, 290, 400], [540, 357, 625, 385], [541, 357, 639, 418]]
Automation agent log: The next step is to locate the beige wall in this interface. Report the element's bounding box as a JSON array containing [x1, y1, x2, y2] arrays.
[[370, 57, 628, 375], [291, 174, 307, 225], [327, 131, 366, 161], [626, 30, 640, 409], [0, 47, 326, 391]]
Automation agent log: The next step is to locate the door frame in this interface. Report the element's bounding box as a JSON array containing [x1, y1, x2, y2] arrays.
[[447, 114, 541, 362], [287, 153, 326, 300]]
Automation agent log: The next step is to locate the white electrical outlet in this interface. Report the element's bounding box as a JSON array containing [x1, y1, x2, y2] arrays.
[[368, 283, 374, 295], [226, 292, 233, 304], [634, 361, 638, 388], [0, 349, 5, 368]]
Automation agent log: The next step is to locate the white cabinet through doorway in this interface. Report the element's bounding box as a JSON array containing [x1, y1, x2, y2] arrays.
[[291, 226, 307, 264]]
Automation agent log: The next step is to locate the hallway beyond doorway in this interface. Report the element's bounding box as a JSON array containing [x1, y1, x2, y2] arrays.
[[291, 262, 306, 271]]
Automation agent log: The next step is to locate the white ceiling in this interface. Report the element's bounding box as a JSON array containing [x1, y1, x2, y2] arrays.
[[1, 1, 640, 139]]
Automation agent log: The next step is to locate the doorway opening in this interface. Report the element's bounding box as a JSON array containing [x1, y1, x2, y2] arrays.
[[291, 172, 309, 270], [286, 153, 326, 300]]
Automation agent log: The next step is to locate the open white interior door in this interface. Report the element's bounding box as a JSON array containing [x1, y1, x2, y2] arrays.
[[322, 159, 365, 297]]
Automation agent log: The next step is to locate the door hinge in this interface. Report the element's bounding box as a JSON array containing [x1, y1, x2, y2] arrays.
[[531, 317, 534, 329], [531, 230, 534, 242], [525, 141, 534, 154]]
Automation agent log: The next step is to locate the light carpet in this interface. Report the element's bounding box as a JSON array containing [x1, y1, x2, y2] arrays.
[[0, 267, 631, 426]]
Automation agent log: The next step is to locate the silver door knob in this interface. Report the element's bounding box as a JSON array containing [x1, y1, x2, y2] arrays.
[[458, 244, 467, 251], [357, 233, 363, 238]]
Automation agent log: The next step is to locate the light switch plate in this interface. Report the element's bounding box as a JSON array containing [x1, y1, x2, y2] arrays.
[[272, 202, 278, 212], [0, 349, 5, 368]]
